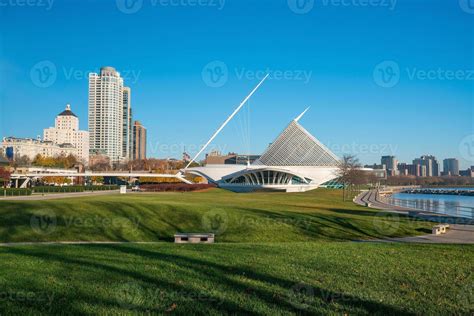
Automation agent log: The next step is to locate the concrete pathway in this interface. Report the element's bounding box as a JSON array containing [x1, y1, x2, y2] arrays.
[[355, 189, 474, 244]]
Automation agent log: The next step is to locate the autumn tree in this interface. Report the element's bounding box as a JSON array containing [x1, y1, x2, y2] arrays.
[[0, 167, 11, 188]]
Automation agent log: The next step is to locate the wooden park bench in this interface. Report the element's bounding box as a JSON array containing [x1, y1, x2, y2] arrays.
[[174, 233, 215, 244], [432, 224, 450, 235]]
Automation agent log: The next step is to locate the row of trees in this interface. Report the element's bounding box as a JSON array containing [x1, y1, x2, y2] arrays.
[[6, 154, 79, 169], [385, 175, 474, 186], [90, 157, 199, 172]]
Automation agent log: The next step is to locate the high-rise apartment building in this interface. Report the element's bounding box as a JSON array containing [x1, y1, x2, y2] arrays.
[[89, 66, 133, 163], [381, 155, 398, 176], [43, 104, 89, 163], [122, 87, 133, 159], [413, 155, 440, 177], [132, 121, 147, 160], [443, 158, 460, 176]]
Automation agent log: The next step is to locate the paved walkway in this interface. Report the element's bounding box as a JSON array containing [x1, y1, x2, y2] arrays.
[[355, 190, 474, 244]]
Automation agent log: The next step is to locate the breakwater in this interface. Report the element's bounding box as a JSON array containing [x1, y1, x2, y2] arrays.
[[402, 188, 474, 197]]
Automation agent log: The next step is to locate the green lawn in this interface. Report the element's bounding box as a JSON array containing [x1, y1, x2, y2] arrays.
[[0, 188, 471, 315], [0, 242, 472, 315], [0, 188, 432, 243]]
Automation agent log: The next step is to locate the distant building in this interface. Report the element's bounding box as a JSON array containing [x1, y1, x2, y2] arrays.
[[132, 121, 147, 160], [122, 87, 133, 160], [397, 163, 422, 177], [413, 155, 440, 177], [205, 151, 260, 165], [364, 163, 385, 170], [443, 158, 460, 176], [1, 137, 76, 161], [381, 155, 398, 176], [89, 66, 130, 162], [43, 104, 89, 164], [459, 168, 473, 177]]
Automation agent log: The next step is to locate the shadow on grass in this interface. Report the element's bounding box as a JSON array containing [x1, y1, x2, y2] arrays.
[[1, 245, 416, 315]]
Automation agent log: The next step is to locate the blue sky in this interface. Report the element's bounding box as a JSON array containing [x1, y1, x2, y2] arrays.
[[0, 0, 473, 168]]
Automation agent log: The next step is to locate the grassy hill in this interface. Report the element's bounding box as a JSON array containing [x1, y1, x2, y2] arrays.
[[0, 188, 432, 243], [0, 188, 471, 315]]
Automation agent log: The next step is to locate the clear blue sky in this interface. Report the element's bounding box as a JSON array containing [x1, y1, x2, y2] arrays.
[[0, 0, 473, 168]]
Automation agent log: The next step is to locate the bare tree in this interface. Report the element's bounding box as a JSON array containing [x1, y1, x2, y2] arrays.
[[335, 154, 362, 201]]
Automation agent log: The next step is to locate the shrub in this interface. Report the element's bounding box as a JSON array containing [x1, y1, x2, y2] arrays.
[[0, 188, 32, 196], [33, 186, 85, 193], [140, 183, 216, 192]]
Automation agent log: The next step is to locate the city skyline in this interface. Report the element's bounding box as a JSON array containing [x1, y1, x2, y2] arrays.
[[1, 0, 473, 167]]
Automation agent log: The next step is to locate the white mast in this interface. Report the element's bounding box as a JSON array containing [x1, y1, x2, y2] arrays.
[[295, 107, 310, 122], [184, 74, 269, 169]]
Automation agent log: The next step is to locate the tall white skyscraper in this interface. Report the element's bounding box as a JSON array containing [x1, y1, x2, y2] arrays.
[[88, 66, 131, 162], [122, 87, 133, 159]]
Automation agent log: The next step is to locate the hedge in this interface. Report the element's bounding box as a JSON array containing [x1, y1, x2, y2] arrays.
[[0, 188, 32, 196], [140, 183, 216, 192], [32, 185, 119, 193]]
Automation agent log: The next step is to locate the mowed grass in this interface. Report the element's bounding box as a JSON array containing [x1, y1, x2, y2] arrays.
[[1, 189, 470, 315], [0, 242, 472, 315], [0, 188, 433, 243]]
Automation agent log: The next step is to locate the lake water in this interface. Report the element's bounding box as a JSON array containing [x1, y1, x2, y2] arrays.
[[391, 189, 474, 219]]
